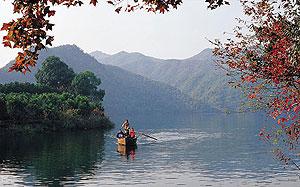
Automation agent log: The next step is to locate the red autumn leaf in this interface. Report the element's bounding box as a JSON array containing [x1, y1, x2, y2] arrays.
[[3, 36, 9, 41], [44, 6, 51, 14], [277, 117, 287, 125], [46, 23, 54, 31], [1, 23, 11, 31], [8, 67, 15, 72], [48, 10, 56, 17], [90, 0, 98, 6], [159, 6, 166, 13], [292, 115, 298, 120], [277, 119, 281, 125], [107, 1, 114, 5], [46, 36, 54, 46], [115, 7, 122, 13], [3, 41, 11, 48], [294, 105, 300, 113], [248, 93, 256, 99]]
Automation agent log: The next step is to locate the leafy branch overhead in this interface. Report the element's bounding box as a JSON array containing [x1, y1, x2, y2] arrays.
[[1, 0, 229, 73], [213, 0, 300, 165]]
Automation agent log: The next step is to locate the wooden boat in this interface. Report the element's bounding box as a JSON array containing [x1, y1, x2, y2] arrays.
[[117, 136, 137, 147], [117, 143, 136, 157]]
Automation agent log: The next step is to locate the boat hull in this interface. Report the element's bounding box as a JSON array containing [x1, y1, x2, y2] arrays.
[[117, 144, 136, 157], [117, 137, 137, 147]]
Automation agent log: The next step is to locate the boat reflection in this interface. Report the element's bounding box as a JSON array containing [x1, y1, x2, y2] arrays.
[[117, 144, 137, 160]]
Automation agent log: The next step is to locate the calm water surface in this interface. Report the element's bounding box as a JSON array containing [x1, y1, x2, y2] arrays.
[[0, 113, 299, 186]]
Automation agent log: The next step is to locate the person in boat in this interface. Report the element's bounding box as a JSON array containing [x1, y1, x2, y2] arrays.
[[121, 119, 130, 137], [116, 129, 124, 139], [129, 127, 136, 139]]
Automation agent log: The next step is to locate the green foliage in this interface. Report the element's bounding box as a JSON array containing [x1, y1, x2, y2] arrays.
[[0, 82, 57, 94], [0, 96, 8, 120], [0, 56, 111, 131], [5, 93, 31, 120], [35, 56, 75, 91], [1, 92, 110, 130], [71, 71, 105, 102]]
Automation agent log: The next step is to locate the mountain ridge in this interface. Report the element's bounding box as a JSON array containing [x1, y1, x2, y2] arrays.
[[90, 48, 243, 111], [0, 45, 218, 120]]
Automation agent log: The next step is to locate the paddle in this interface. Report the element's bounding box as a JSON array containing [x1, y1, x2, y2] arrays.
[[139, 132, 158, 141]]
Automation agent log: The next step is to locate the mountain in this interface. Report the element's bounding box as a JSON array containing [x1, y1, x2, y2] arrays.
[[91, 49, 243, 111], [90, 51, 163, 67], [89, 51, 111, 61], [0, 45, 218, 121]]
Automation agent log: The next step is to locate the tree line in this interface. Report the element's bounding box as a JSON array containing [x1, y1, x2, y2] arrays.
[[0, 56, 113, 131]]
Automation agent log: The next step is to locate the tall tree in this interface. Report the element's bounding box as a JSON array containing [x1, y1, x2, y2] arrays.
[[35, 56, 75, 91], [1, 0, 229, 73], [213, 0, 300, 166], [71, 71, 105, 102]]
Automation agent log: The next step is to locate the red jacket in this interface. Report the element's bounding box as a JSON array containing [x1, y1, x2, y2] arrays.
[[130, 130, 135, 138]]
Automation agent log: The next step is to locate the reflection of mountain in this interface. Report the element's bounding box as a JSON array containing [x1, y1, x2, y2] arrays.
[[0, 45, 217, 119], [91, 49, 243, 111], [1, 113, 295, 186], [0, 130, 105, 186]]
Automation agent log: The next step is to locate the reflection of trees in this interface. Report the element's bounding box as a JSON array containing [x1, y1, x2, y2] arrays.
[[0, 130, 105, 186]]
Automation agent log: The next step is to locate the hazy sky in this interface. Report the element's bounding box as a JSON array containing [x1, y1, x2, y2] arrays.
[[0, 1, 244, 67]]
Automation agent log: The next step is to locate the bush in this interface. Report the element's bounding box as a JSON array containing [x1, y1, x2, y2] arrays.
[[0, 57, 113, 131], [0, 97, 8, 120], [0, 82, 57, 94]]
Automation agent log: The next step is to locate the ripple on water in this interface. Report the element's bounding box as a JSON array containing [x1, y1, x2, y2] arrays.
[[146, 129, 222, 143], [1, 123, 300, 186]]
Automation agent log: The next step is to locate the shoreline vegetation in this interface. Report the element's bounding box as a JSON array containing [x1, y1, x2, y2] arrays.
[[0, 56, 114, 132], [0, 117, 114, 132]]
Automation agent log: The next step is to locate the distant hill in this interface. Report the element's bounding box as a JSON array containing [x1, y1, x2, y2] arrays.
[[90, 51, 163, 67], [91, 49, 243, 111], [0, 45, 218, 121], [89, 51, 111, 61]]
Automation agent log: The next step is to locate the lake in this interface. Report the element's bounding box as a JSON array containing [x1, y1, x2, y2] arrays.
[[0, 113, 299, 186]]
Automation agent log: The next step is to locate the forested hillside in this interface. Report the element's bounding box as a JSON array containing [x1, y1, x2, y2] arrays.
[[91, 49, 243, 111], [0, 45, 217, 120]]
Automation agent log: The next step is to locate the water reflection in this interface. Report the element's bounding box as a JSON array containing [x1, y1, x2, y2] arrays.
[[0, 130, 106, 186], [0, 113, 299, 186], [117, 144, 137, 160], [96, 113, 299, 186]]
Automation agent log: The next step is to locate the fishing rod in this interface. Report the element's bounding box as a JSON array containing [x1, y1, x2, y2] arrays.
[[138, 132, 158, 141], [113, 127, 158, 141]]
